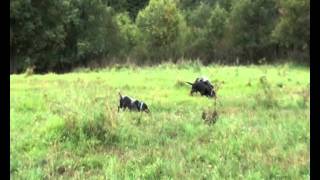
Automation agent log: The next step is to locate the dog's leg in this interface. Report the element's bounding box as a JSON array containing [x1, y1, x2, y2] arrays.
[[199, 90, 205, 96], [214, 97, 217, 110], [190, 89, 195, 96]]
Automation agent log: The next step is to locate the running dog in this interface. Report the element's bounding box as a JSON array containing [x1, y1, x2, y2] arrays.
[[186, 77, 216, 98], [118, 93, 150, 113]]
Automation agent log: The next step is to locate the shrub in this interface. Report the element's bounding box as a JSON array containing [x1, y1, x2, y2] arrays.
[[59, 104, 118, 146], [255, 76, 279, 108]]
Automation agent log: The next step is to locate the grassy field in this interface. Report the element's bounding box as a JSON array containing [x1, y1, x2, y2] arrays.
[[10, 62, 310, 179]]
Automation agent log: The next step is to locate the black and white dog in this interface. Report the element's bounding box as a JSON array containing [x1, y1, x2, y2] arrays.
[[186, 77, 216, 98], [118, 93, 150, 113]]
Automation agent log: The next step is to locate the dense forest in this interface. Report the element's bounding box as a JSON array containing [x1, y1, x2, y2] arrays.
[[10, 0, 309, 73]]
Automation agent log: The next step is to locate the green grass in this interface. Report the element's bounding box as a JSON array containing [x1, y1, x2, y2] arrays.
[[11, 62, 310, 179]]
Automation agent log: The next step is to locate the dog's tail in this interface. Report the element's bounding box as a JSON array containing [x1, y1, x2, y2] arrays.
[[118, 92, 122, 98], [185, 82, 193, 86]]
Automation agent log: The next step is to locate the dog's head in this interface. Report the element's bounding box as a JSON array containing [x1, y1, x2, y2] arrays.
[[209, 89, 216, 98], [136, 101, 150, 113], [197, 81, 216, 98], [118, 92, 123, 100], [204, 82, 216, 98]]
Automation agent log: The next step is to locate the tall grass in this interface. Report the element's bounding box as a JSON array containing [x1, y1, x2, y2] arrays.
[[10, 63, 310, 179]]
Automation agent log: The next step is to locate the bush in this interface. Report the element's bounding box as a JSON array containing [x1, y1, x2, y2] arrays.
[[255, 76, 279, 108], [59, 103, 118, 146], [24, 65, 35, 77]]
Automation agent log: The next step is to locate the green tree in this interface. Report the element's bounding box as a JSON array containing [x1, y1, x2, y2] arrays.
[[136, 0, 187, 61], [186, 2, 212, 28], [10, 0, 71, 72], [228, 0, 278, 62], [75, 0, 121, 65], [177, 0, 232, 11], [205, 4, 228, 61], [116, 12, 141, 57], [10, 0, 122, 72], [272, 0, 309, 61], [183, 2, 211, 60], [106, 0, 149, 20], [184, 3, 228, 62]]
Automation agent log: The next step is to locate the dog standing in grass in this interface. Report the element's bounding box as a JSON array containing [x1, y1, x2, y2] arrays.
[[118, 93, 150, 113], [186, 77, 216, 98]]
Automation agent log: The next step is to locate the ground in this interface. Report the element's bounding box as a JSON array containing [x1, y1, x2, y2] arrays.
[[10, 62, 310, 179]]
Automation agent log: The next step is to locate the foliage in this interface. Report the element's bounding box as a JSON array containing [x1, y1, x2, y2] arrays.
[[116, 12, 141, 57], [271, 0, 310, 61], [10, 0, 122, 73], [136, 0, 187, 61], [10, 0, 310, 73], [227, 0, 278, 62]]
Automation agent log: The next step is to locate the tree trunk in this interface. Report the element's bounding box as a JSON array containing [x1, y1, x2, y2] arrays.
[[10, 47, 16, 74]]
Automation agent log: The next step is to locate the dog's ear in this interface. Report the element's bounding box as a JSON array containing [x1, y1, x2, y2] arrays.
[[211, 90, 216, 98], [143, 104, 150, 113]]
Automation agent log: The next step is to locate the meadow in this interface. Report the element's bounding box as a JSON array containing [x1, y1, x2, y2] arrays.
[[10, 62, 310, 179]]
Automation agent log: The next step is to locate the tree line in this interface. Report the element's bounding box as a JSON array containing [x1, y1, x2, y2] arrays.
[[10, 0, 310, 73]]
